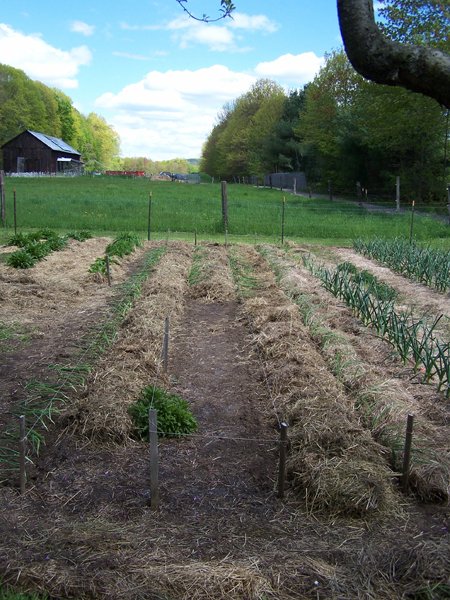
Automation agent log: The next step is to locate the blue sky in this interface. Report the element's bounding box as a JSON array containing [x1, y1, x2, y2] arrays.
[[0, 1, 349, 159]]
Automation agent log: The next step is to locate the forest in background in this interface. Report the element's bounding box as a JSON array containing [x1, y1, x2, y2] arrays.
[[0, 63, 196, 176], [200, 1, 450, 203]]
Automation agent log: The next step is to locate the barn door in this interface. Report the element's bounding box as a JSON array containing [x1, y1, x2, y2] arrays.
[[17, 157, 25, 173]]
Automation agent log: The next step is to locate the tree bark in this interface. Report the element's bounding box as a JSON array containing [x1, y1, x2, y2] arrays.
[[337, 0, 450, 108]]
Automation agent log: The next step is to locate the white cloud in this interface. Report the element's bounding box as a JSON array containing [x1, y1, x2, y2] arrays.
[[229, 13, 278, 33], [121, 11, 278, 52], [95, 65, 256, 159], [255, 52, 324, 86], [0, 23, 91, 88], [70, 20, 95, 36]]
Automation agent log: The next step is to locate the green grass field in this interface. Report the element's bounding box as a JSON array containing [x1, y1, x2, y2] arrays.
[[1, 176, 449, 247]]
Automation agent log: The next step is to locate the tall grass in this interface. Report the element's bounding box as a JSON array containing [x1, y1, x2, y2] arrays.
[[2, 177, 449, 244]]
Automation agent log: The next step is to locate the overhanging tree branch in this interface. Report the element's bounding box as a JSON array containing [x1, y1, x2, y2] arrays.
[[337, 0, 450, 108], [175, 0, 235, 23]]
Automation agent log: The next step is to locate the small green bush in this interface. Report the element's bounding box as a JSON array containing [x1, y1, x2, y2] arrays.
[[6, 249, 37, 269], [6, 232, 29, 248], [106, 233, 141, 258], [24, 240, 51, 260], [128, 386, 197, 439], [66, 230, 92, 241]]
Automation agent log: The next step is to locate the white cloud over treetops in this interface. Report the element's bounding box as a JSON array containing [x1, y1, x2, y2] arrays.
[[95, 54, 323, 160], [0, 23, 91, 88]]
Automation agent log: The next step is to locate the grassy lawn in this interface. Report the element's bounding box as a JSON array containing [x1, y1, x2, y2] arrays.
[[1, 176, 449, 246]]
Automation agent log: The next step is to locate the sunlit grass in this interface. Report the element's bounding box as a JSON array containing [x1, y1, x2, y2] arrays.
[[1, 176, 449, 246]]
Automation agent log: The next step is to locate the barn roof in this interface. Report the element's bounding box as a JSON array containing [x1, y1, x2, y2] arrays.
[[27, 130, 80, 155]]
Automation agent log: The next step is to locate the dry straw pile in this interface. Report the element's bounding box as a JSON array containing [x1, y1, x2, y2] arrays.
[[72, 242, 193, 444], [235, 246, 398, 517]]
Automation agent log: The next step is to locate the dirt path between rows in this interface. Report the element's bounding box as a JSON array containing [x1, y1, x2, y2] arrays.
[[164, 300, 275, 513]]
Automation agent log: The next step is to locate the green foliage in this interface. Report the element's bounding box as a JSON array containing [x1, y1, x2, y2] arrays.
[[6, 249, 37, 269], [354, 238, 450, 293], [106, 232, 142, 258], [5, 229, 69, 268], [0, 63, 120, 171], [66, 230, 92, 241], [128, 386, 197, 439]]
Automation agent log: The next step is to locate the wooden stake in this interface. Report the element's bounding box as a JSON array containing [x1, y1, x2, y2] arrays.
[[105, 255, 111, 286], [409, 201, 415, 244], [281, 197, 286, 246], [19, 415, 26, 495], [277, 422, 288, 498], [194, 229, 197, 246], [0, 170, 5, 227], [221, 180, 228, 230], [162, 316, 169, 372], [402, 414, 414, 493], [13, 188, 17, 235], [149, 409, 159, 510], [147, 192, 152, 241]]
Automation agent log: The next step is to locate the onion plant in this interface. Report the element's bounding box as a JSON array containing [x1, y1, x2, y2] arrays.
[[303, 256, 449, 397], [354, 238, 450, 293]]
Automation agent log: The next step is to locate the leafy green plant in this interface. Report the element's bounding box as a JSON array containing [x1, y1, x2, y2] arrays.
[[6, 249, 37, 269], [106, 232, 141, 258], [129, 386, 197, 439], [66, 230, 92, 241]]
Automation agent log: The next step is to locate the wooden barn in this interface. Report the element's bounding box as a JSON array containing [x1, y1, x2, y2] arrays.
[[1, 130, 83, 175]]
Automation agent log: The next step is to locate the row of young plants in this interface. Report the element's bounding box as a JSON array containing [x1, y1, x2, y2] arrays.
[[0, 245, 168, 476], [354, 237, 450, 293], [88, 232, 142, 275], [303, 256, 449, 397], [5, 229, 92, 269]]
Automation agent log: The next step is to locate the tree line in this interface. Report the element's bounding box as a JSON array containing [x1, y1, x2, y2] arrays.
[[0, 63, 121, 172], [201, 1, 449, 203], [200, 54, 448, 203]]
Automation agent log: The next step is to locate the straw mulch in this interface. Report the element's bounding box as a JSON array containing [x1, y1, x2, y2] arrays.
[[234, 245, 398, 517], [268, 245, 450, 504], [69, 242, 193, 444], [189, 244, 236, 302]]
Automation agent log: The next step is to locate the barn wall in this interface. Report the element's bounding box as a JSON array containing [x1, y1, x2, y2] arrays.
[[1, 131, 80, 173]]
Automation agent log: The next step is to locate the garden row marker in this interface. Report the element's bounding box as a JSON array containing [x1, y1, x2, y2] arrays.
[[149, 409, 159, 510], [19, 415, 26, 495], [396, 176, 401, 212], [402, 414, 415, 494], [277, 422, 288, 499], [147, 192, 152, 241], [281, 197, 286, 246], [194, 230, 197, 246], [409, 201, 415, 243], [13, 189, 17, 236], [105, 255, 111, 286], [162, 316, 170, 372], [221, 180, 228, 230], [0, 170, 5, 226]]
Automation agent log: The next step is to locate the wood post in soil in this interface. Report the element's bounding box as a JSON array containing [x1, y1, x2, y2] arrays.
[[194, 229, 197, 246], [162, 316, 170, 372], [221, 181, 228, 231], [147, 192, 152, 241], [13, 188, 17, 235], [281, 197, 286, 246], [402, 414, 414, 494], [0, 170, 5, 227], [409, 201, 415, 243], [277, 422, 288, 499], [396, 176, 401, 212], [19, 415, 26, 495], [149, 409, 159, 510], [105, 255, 112, 286]]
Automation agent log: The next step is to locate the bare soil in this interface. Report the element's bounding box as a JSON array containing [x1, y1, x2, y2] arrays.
[[0, 241, 449, 600]]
